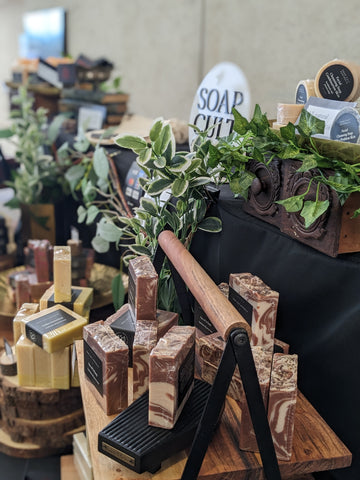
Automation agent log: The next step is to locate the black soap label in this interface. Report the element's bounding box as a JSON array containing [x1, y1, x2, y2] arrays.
[[318, 64, 354, 100], [193, 301, 217, 335], [26, 308, 76, 347], [178, 345, 195, 407], [330, 111, 359, 143], [228, 286, 253, 326], [108, 308, 136, 366], [295, 84, 307, 104], [127, 273, 135, 315], [84, 339, 103, 395], [47, 287, 82, 309]]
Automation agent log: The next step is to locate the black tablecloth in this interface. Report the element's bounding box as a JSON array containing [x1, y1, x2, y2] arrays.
[[190, 185, 360, 480]]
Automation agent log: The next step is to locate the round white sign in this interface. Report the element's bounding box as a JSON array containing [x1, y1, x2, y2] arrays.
[[188, 62, 251, 149]]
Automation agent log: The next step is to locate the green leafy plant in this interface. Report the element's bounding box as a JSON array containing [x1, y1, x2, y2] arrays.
[[0, 86, 70, 207], [193, 104, 360, 227]]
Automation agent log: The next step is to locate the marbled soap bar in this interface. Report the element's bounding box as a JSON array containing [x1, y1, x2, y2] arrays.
[[128, 256, 158, 321], [40, 284, 94, 320], [34, 239, 51, 282], [157, 309, 179, 339], [229, 273, 279, 352], [25, 304, 88, 353], [83, 321, 128, 415], [132, 320, 158, 401], [268, 353, 298, 461], [13, 302, 39, 344], [53, 246, 72, 303], [149, 325, 195, 429]]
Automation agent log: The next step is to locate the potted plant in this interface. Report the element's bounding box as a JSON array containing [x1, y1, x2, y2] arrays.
[[0, 86, 71, 246]]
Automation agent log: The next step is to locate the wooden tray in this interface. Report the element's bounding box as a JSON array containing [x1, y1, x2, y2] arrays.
[[75, 341, 351, 480]]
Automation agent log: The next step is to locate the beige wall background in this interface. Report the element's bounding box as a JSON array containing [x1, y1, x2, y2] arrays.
[[0, 0, 359, 126]]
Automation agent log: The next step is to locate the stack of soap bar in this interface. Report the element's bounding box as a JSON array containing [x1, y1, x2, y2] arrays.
[[25, 304, 88, 353], [53, 246, 72, 302], [105, 303, 136, 366], [229, 273, 278, 353], [16, 334, 70, 388], [133, 320, 158, 401], [149, 325, 195, 429], [268, 353, 298, 461], [13, 302, 39, 343], [40, 284, 93, 320], [67, 239, 94, 287], [33, 239, 52, 282], [128, 256, 158, 321], [83, 321, 128, 415]]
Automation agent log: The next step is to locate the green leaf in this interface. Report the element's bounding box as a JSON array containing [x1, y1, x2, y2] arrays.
[[297, 155, 318, 172], [300, 199, 330, 228], [279, 122, 297, 144], [276, 195, 304, 212], [171, 178, 189, 197], [232, 107, 250, 135], [129, 244, 152, 256], [140, 197, 158, 216], [65, 164, 86, 192], [352, 207, 360, 219], [189, 176, 211, 187], [91, 235, 110, 253], [47, 113, 71, 143], [138, 147, 152, 165], [147, 178, 173, 196], [115, 134, 148, 154], [97, 217, 124, 242], [198, 216, 222, 232], [0, 128, 13, 139], [185, 158, 202, 174], [154, 156, 167, 169], [111, 273, 125, 311], [77, 205, 87, 223], [297, 109, 325, 138], [229, 171, 255, 198], [85, 205, 99, 225], [153, 124, 172, 156], [149, 118, 164, 141], [93, 147, 109, 179], [74, 135, 90, 153], [167, 154, 192, 173]]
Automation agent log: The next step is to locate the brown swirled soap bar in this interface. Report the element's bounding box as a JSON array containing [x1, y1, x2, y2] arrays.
[[229, 273, 278, 353], [268, 353, 298, 461], [83, 321, 128, 415], [149, 326, 195, 429], [132, 320, 158, 401], [128, 256, 158, 321]]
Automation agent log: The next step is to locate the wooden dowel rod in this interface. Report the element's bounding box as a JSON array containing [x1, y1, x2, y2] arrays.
[[157, 230, 252, 340]]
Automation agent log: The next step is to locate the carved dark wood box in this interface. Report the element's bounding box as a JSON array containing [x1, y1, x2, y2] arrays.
[[243, 158, 360, 257]]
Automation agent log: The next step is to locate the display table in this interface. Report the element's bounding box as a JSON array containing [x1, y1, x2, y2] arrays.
[[75, 333, 351, 480]]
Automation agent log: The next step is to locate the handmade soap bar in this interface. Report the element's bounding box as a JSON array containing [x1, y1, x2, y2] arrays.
[[14, 273, 31, 309], [25, 304, 88, 353], [133, 320, 158, 401], [16, 335, 35, 386], [105, 303, 136, 366], [194, 283, 228, 336], [83, 321, 128, 415], [128, 256, 158, 321], [149, 325, 195, 429], [53, 246, 72, 302], [315, 59, 360, 101], [51, 346, 70, 389], [238, 346, 273, 452], [157, 309, 179, 340], [201, 360, 244, 400], [229, 273, 278, 353], [276, 103, 304, 125], [34, 239, 51, 282], [40, 284, 94, 320], [13, 302, 39, 343], [268, 353, 298, 461], [295, 79, 315, 104]]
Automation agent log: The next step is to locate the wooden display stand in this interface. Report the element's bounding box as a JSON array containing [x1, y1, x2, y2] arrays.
[[74, 232, 351, 480]]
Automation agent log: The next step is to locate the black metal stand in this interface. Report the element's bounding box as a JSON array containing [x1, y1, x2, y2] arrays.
[[153, 245, 281, 480]]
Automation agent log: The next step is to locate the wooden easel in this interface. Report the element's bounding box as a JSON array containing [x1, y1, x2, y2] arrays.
[[154, 230, 281, 480]]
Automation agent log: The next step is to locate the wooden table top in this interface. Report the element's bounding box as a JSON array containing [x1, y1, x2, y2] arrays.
[[75, 340, 351, 480]]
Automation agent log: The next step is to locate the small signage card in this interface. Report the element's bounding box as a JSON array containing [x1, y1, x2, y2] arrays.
[[188, 62, 251, 148], [77, 104, 107, 135]]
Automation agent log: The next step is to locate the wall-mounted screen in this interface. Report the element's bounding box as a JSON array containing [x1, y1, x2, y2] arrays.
[[19, 7, 67, 59]]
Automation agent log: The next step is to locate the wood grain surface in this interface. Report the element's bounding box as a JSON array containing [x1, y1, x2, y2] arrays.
[[76, 340, 351, 480]]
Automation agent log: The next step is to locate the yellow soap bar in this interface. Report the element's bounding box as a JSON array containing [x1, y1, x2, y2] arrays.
[[33, 341, 52, 388], [53, 246, 72, 302], [40, 284, 94, 320], [16, 335, 35, 387], [51, 346, 70, 389], [71, 344, 80, 388], [25, 304, 88, 353], [13, 302, 39, 343]]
